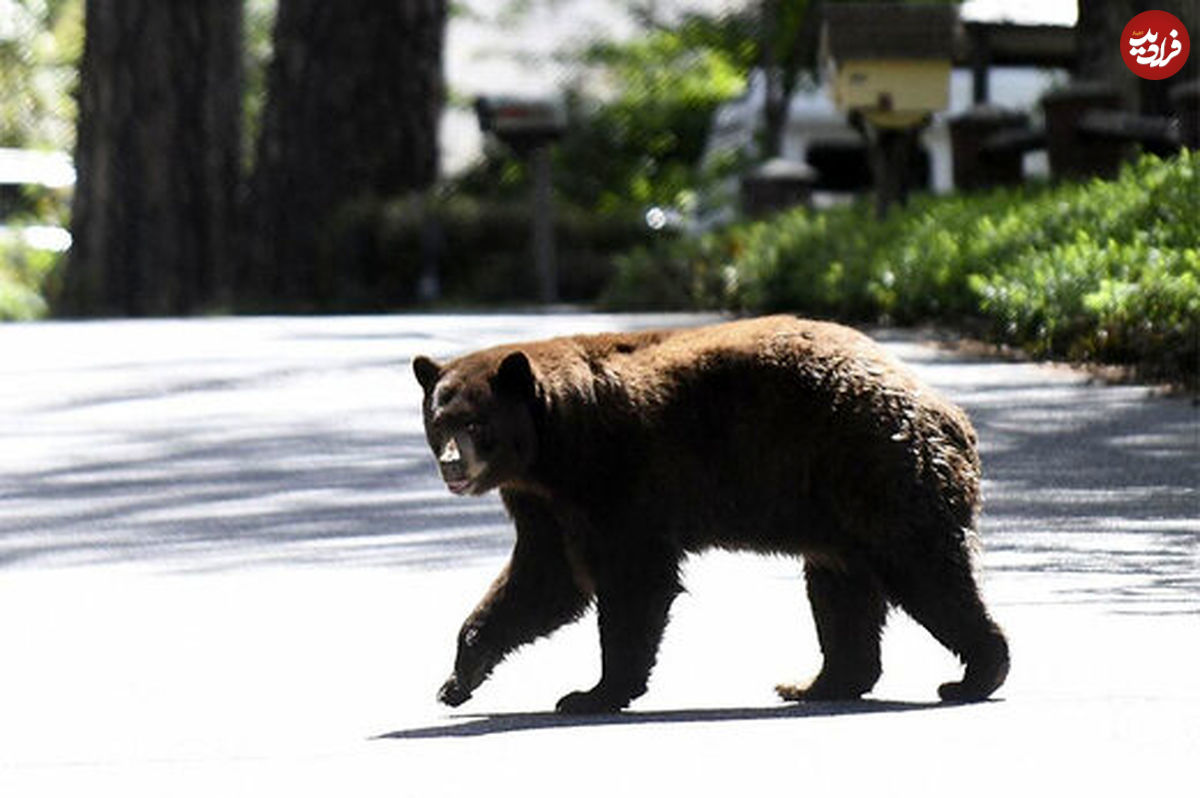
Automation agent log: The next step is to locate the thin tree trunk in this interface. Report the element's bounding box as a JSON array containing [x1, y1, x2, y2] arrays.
[[63, 0, 242, 317], [761, 0, 785, 158], [244, 0, 447, 308]]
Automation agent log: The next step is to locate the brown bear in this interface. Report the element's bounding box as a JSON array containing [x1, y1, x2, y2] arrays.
[[412, 315, 1008, 714]]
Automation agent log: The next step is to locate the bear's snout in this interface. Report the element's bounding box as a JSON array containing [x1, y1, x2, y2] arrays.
[[435, 434, 484, 495], [439, 462, 471, 494], [437, 437, 462, 465]]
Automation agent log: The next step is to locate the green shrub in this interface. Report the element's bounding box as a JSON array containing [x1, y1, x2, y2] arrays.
[[959, 154, 1198, 382], [0, 236, 60, 321], [603, 228, 742, 310], [607, 151, 1199, 384], [318, 193, 652, 309]]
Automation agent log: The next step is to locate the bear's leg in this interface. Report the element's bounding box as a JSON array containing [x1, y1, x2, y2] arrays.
[[556, 547, 681, 714], [438, 493, 593, 707], [882, 548, 1009, 703], [777, 561, 886, 702]]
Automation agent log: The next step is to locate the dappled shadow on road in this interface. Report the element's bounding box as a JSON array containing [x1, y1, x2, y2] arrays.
[[2, 319, 1196, 613], [881, 333, 1199, 614], [974, 387, 1197, 614], [0, 421, 516, 571], [1, 314, 726, 574], [0, 320, 517, 573], [377, 699, 953, 740]]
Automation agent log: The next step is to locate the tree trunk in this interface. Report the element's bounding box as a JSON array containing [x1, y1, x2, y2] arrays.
[[1137, 1, 1199, 116], [244, 0, 447, 308], [1076, 0, 1138, 108], [63, 0, 242, 317], [758, 0, 816, 159], [1077, 1, 1199, 114]]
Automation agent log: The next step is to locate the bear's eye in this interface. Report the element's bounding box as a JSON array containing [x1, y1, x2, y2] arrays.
[[465, 421, 494, 453]]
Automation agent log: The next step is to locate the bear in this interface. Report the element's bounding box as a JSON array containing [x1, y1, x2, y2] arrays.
[[412, 315, 1008, 714]]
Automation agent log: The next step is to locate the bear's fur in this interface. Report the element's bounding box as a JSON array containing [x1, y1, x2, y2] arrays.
[[412, 315, 1008, 713]]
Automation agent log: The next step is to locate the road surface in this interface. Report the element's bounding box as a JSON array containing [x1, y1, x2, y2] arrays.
[[1, 313, 1196, 796]]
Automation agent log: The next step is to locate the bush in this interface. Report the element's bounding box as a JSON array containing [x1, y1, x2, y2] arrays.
[[606, 151, 1200, 385], [317, 193, 652, 309], [0, 236, 60, 321], [603, 227, 745, 310]]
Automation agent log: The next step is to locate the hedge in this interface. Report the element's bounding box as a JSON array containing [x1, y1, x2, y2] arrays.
[[604, 151, 1199, 385]]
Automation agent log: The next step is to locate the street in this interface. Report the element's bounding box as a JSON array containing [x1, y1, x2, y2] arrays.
[[1, 313, 1197, 796]]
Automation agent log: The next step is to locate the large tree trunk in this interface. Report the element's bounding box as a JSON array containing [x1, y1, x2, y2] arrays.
[[1076, 0, 1199, 112], [1075, 0, 1139, 108], [1135, 1, 1199, 116], [63, 0, 242, 317], [244, 0, 446, 308]]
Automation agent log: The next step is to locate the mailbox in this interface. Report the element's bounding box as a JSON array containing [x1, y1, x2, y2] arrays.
[[821, 4, 956, 128], [475, 95, 567, 149], [473, 95, 568, 304]]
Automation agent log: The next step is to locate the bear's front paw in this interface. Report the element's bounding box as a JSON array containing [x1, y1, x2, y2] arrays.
[[776, 675, 870, 702], [437, 675, 473, 707], [555, 688, 627, 715]]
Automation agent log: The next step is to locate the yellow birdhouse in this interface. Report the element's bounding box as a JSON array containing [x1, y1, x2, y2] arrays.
[[821, 4, 957, 129]]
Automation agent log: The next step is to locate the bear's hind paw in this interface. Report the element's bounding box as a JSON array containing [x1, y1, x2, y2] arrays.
[[936, 673, 1005, 703]]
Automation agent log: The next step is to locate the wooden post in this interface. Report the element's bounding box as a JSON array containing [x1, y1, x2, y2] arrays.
[[530, 144, 557, 305]]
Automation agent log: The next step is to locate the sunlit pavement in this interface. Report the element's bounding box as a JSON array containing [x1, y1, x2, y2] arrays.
[[1, 313, 1196, 797]]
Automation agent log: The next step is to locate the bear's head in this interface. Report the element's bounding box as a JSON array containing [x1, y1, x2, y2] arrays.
[[412, 350, 538, 496]]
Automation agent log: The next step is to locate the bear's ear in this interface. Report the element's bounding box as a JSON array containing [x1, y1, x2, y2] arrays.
[[493, 350, 535, 398], [412, 355, 442, 393]]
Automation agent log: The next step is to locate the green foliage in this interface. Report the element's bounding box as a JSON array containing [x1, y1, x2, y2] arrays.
[[0, 0, 78, 321], [0, 0, 81, 150], [443, 8, 756, 308], [312, 192, 650, 311], [242, 0, 277, 167], [607, 152, 1200, 385], [603, 227, 745, 310], [0, 234, 59, 320], [455, 12, 752, 217], [557, 27, 748, 212]]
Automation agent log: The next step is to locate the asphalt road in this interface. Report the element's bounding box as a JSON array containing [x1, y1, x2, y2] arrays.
[[1, 313, 1196, 796]]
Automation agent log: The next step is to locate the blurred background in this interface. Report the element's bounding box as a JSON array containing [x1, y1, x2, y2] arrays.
[[0, 0, 1196, 385]]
